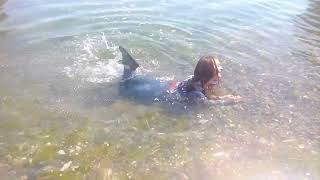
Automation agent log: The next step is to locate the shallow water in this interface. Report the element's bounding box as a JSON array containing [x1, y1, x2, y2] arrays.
[[0, 0, 319, 179]]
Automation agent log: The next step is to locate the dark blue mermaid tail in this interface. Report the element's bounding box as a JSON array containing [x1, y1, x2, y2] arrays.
[[119, 46, 139, 80], [118, 46, 170, 104]]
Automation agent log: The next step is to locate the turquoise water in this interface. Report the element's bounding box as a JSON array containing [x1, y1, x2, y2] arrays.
[[0, 0, 319, 179]]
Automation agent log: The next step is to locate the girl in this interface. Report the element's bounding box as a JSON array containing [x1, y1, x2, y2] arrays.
[[118, 46, 241, 107]]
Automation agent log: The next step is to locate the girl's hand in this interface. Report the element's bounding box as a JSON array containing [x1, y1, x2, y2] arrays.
[[222, 95, 242, 103]]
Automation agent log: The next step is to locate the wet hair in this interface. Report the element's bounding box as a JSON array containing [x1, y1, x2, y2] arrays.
[[193, 55, 220, 86]]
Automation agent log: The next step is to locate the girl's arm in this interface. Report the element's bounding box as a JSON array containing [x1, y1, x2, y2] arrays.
[[208, 94, 241, 101], [188, 91, 242, 106], [205, 94, 242, 106]]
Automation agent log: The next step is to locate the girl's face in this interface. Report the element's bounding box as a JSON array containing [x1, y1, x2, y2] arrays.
[[204, 60, 223, 95], [204, 75, 220, 94]]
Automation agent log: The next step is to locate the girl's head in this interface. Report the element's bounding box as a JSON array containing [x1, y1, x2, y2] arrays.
[[194, 55, 223, 93]]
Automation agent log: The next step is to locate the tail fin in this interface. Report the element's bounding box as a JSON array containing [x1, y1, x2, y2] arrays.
[[119, 46, 139, 71]]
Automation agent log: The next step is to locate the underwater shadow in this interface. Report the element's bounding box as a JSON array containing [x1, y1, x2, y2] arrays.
[[0, 0, 7, 22], [80, 81, 204, 118]]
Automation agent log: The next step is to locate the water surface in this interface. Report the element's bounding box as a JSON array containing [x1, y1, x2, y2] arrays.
[[0, 0, 319, 179]]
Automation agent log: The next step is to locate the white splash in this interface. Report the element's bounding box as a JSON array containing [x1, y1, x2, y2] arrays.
[[63, 35, 123, 83]]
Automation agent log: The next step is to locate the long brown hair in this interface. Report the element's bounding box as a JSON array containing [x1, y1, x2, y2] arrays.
[[193, 55, 220, 86]]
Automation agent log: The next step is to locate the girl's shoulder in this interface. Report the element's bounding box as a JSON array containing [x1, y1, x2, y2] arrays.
[[178, 75, 203, 93], [175, 76, 207, 105]]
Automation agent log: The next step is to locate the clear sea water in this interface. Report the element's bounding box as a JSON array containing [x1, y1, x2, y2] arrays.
[[0, 0, 319, 179]]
